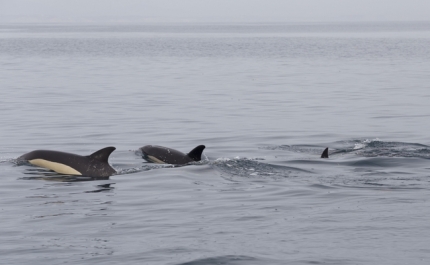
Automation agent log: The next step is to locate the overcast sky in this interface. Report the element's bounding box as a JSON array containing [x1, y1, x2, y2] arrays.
[[1, 0, 430, 23]]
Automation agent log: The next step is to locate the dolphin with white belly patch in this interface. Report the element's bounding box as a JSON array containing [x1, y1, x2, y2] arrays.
[[18, 147, 116, 177], [139, 145, 205, 165]]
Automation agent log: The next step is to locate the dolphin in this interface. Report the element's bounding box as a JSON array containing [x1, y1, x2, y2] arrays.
[[18, 146, 116, 177], [139, 145, 205, 165], [321, 147, 329, 158]]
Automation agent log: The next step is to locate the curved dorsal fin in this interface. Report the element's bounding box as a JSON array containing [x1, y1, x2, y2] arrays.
[[187, 145, 206, 161], [321, 147, 329, 158], [88, 147, 116, 162]]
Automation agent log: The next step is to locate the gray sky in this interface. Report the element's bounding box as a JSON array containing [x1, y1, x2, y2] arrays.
[[1, 0, 430, 23]]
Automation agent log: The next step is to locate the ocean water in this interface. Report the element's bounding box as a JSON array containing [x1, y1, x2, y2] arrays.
[[1, 22, 430, 264]]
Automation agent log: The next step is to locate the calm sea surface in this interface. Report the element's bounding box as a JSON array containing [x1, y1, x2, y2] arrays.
[[1, 22, 430, 265]]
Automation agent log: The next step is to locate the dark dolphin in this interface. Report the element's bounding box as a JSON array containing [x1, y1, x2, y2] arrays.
[[321, 147, 329, 158], [139, 145, 205, 165], [18, 147, 116, 177]]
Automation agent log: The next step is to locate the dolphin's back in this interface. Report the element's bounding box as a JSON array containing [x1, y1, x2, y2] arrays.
[[141, 145, 191, 164], [20, 150, 80, 163], [140, 145, 205, 165]]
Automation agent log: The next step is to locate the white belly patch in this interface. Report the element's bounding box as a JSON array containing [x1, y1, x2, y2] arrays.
[[147, 155, 166, 164], [29, 159, 82, 175]]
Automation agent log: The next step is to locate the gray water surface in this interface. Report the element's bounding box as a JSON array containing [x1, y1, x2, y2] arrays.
[[1, 22, 430, 265]]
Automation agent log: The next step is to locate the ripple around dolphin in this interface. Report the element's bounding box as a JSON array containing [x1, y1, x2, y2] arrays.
[[172, 255, 354, 265], [353, 140, 430, 159], [260, 139, 430, 190], [172, 255, 283, 265], [326, 139, 430, 159], [84, 183, 115, 193], [313, 166, 430, 190], [210, 157, 313, 181], [261, 144, 328, 156], [263, 139, 430, 159]]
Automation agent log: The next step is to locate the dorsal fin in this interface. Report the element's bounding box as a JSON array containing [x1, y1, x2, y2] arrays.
[[187, 145, 206, 161], [88, 147, 116, 162], [321, 147, 329, 158]]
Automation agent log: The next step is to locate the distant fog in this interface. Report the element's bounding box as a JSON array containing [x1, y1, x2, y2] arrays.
[[1, 0, 430, 23]]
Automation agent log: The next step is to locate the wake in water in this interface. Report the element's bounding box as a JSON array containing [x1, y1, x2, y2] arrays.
[[261, 139, 430, 189], [351, 139, 430, 159], [210, 157, 312, 181], [174, 255, 282, 265], [265, 139, 430, 159]]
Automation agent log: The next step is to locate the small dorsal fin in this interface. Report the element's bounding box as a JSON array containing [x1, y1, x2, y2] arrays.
[[321, 147, 329, 158], [88, 147, 116, 162], [187, 145, 206, 161]]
